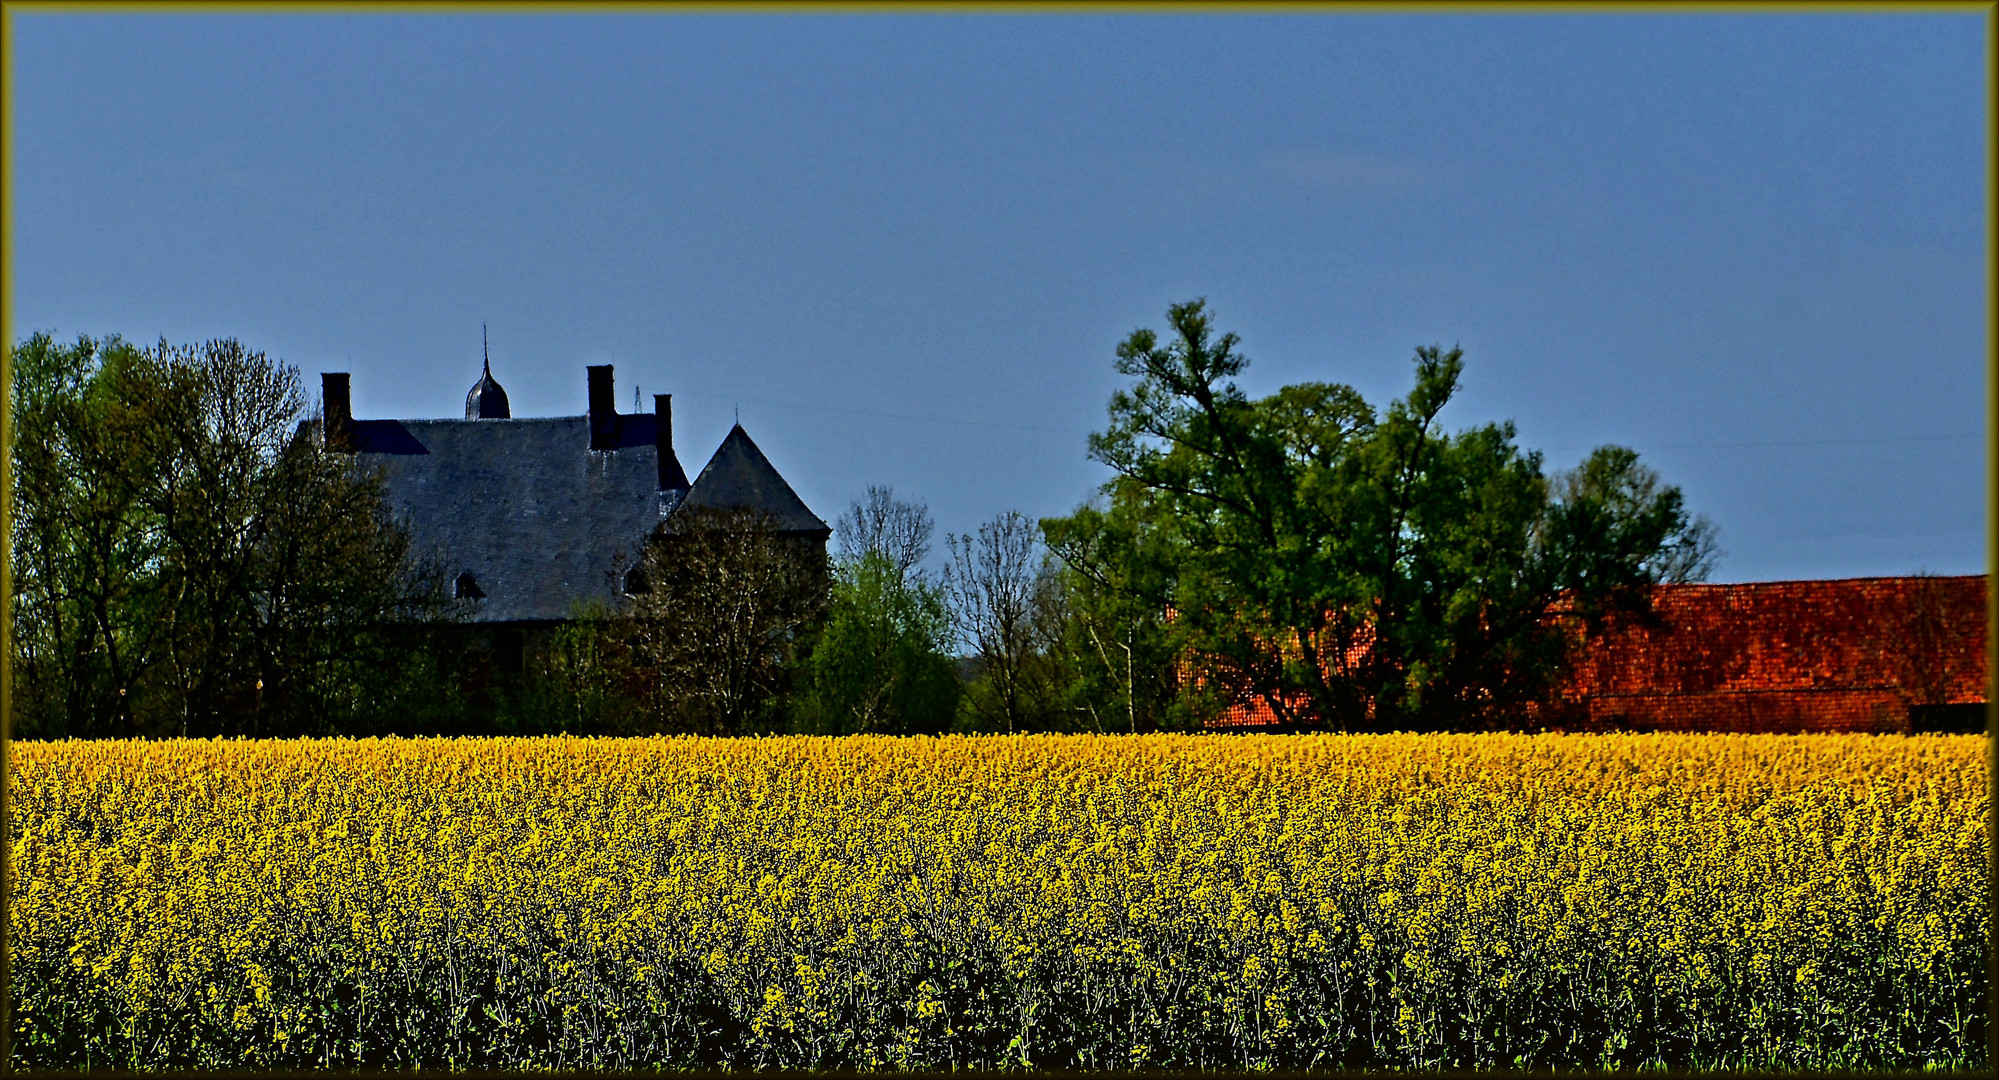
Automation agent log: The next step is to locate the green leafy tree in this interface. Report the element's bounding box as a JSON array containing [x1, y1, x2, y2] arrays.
[[10, 333, 155, 736], [495, 602, 647, 736], [797, 487, 958, 735], [1038, 494, 1188, 732], [796, 551, 959, 735], [8, 332, 451, 738], [1069, 299, 1717, 732]]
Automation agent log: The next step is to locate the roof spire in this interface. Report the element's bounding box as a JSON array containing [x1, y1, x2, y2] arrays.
[[482, 323, 490, 377]]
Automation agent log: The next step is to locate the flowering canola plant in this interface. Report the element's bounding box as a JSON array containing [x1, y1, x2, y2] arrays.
[[10, 733, 1987, 1070]]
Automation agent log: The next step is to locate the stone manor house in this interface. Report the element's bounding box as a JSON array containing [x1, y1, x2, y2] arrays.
[[312, 355, 830, 674]]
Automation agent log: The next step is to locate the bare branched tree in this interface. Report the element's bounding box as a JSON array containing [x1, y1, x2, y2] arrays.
[[944, 511, 1052, 734], [628, 505, 828, 735], [835, 484, 935, 584]]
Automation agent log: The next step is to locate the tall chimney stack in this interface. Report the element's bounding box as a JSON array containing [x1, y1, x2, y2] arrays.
[[655, 393, 690, 490], [587, 365, 617, 451], [322, 373, 354, 453]]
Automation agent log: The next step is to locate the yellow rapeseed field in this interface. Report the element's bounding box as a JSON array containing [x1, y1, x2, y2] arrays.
[[9, 732, 1987, 1070]]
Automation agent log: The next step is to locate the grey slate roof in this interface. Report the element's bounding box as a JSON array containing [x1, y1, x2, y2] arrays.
[[309, 409, 825, 624], [673, 425, 832, 537], [352, 416, 663, 622]]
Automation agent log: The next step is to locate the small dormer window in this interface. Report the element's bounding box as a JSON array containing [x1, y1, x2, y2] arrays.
[[455, 572, 485, 600], [623, 567, 650, 595]]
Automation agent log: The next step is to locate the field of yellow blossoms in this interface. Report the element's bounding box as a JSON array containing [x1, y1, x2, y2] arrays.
[[9, 732, 1988, 1070]]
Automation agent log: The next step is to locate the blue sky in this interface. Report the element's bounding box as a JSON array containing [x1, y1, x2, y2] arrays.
[[9, 12, 1988, 582]]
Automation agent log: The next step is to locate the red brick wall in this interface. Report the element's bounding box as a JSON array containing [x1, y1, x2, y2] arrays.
[[1206, 575, 1987, 733], [1547, 575, 1986, 733]]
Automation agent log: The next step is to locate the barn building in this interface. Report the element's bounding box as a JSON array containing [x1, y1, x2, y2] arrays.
[[1210, 576, 1989, 734], [1538, 575, 1987, 734]]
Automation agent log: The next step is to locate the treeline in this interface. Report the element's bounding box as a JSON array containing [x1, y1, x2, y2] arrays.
[[9, 302, 1715, 739], [8, 333, 455, 740]]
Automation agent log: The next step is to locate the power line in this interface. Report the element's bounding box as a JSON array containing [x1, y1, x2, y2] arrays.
[[1544, 433, 1983, 453], [671, 389, 1982, 451], [670, 390, 1093, 436]]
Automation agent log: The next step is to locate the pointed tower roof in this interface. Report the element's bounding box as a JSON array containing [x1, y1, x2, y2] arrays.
[[465, 326, 511, 419], [674, 424, 829, 535]]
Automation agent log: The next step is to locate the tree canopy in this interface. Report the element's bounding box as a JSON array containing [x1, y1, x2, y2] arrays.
[[795, 488, 959, 735], [9, 332, 451, 738], [1053, 299, 1717, 732], [11, 307, 1720, 740]]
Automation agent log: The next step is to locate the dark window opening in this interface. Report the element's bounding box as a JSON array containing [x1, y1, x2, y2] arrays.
[[624, 567, 650, 595], [1910, 703, 1986, 734], [455, 572, 485, 600], [494, 630, 525, 677]]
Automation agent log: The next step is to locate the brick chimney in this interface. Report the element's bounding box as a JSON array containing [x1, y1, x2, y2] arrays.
[[587, 365, 617, 451], [655, 393, 690, 490], [322, 373, 354, 453]]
